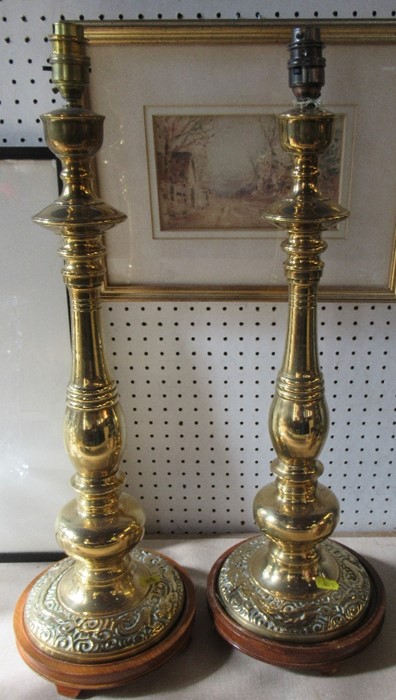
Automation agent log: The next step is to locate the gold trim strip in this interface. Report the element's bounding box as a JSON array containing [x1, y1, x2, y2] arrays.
[[101, 283, 396, 303], [388, 227, 396, 295], [81, 20, 396, 45]]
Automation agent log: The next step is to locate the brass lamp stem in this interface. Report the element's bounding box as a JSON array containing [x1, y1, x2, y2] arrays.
[[215, 26, 372, 643], [19, 21, 187, 666]]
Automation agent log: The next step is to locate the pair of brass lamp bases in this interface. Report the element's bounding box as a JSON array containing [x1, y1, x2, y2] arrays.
[[14, 22, 385, 696]]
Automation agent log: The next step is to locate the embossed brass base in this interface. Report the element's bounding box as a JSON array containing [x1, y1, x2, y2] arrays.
[[23, 549, 185, 662], [15, 553, 195, 698], [217, 536, 371, 642], [208, 537, 385, 673]]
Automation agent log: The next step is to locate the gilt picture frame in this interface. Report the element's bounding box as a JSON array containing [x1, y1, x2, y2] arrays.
[[81, 19, 396, 301]]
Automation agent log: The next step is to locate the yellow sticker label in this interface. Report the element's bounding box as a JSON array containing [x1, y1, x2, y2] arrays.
[[139, 574, 162, 587], [316, 576, 339, 591]]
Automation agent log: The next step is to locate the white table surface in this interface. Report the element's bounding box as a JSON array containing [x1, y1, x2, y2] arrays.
[[1, 535, 395, 699]]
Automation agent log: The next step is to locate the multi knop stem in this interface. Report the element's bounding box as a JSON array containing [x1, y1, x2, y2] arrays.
[[254, 103, 348, 596], [216, 26, 373, 646], [32, 20, 147, 622], [18, 21, 191, 675]]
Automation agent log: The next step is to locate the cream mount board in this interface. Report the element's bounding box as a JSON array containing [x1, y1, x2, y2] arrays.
[[0, 1, 395, 551]]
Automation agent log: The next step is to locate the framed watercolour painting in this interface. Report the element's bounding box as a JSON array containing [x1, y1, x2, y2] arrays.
[[147, 107, 348, 240], [81, 20, 396, 301]]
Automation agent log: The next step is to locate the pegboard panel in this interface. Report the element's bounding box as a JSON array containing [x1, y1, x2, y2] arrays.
[[0, 2, 395, 548], [102, 301, 396, 535], [2, 1, 396, 147]]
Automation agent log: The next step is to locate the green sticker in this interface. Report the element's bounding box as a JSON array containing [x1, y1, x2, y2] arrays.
[[316, 576, 339, 591]]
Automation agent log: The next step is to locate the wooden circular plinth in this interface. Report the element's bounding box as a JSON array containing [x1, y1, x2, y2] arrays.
[[14, 559, 195, 698], [207, 540, 385, 674]]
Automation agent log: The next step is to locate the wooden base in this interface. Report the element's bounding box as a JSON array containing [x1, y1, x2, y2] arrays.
[[14, 558, 195, 697], [207, 539, 385, 674]]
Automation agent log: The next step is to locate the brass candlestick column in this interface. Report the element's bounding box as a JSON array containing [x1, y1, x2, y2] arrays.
[[208, 26, 384, 672], [14, 22, 194, 697]]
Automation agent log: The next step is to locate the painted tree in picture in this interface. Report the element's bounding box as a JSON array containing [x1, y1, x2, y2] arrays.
[[153, 113, 344, 231], [153, 115, 215, 226]]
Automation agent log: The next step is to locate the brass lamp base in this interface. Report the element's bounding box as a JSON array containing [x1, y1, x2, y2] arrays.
[[13, 23, 196, 697], [14, 552, 195, 698], [207, 26, 386, 675], [207, 537, 385, 674]]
